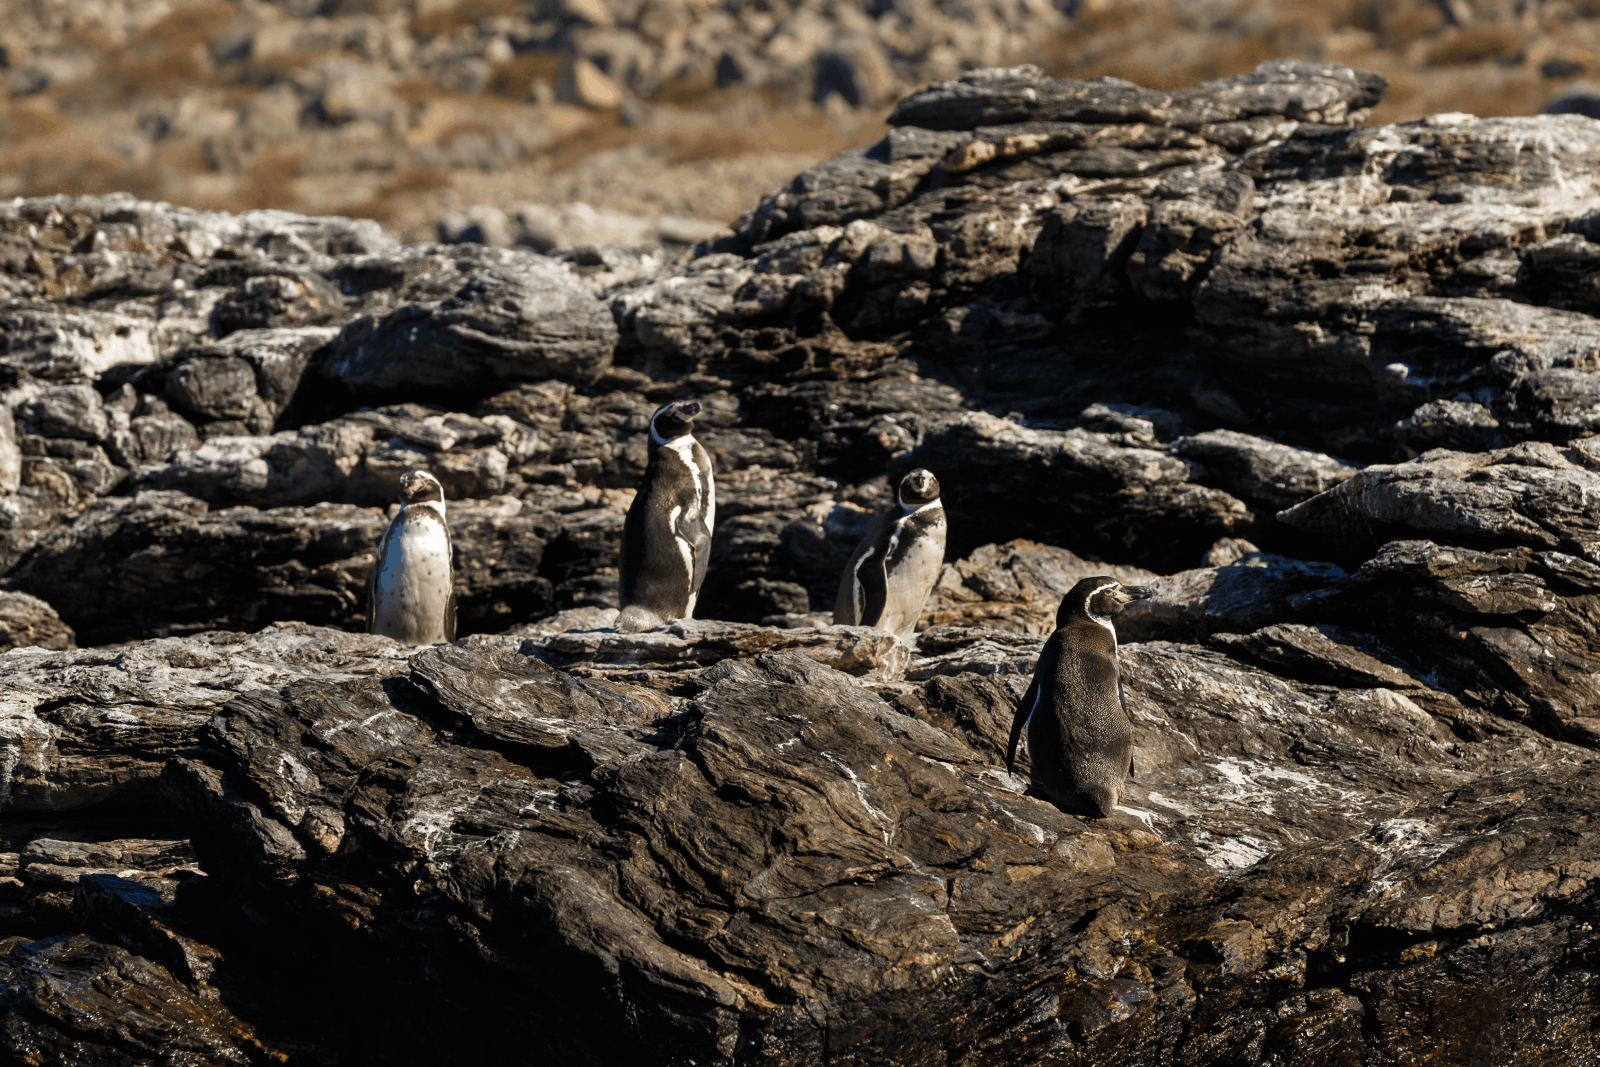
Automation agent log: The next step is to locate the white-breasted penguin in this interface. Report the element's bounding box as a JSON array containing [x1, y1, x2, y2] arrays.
[[832, 468, 947, 643], [1005, 576, 1152, 817], [368, 469, 456, 645], [616, 400, 716, 633]]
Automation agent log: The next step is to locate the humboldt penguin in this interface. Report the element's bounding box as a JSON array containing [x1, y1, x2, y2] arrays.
[[832, 468, 947, 643], [1005, 577, 1153, 817], [369, 469, 456, 645], [617, 400, 715, 633]]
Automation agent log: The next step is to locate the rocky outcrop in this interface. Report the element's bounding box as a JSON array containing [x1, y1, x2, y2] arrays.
[[888, 412, 1253, 569], [1278, 441, 1600, 556], [4, 60, 1600, 1066], [0, 623, 410, 812], [921, 539, 1157, 634], [139, 634, 1595, 1065], [0, 590, 74, 652]]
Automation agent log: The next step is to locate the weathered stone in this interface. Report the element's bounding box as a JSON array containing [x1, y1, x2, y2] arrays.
[[0, 590, 74, 652], [19, 384, 109, 442], [323, 253, 617, 392], [921, 539, 1157, 634], [0, 623, 411, 812], [523, 618, 908, 680], [888, 60, 1385, 131], [890, 411, 1253, 569], [1277, 442, 1600, 555], [1117, 551, 1346, 643], [157, 633, 1597, 1064], [0, 934, 271, 1063], [4, 491, 561, 643], [1174, 428, 1357, 511]]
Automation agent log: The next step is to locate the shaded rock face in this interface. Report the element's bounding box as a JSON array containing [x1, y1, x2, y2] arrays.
[[5, 62, 1600, 1067], [119, 639, 1600, 1065]]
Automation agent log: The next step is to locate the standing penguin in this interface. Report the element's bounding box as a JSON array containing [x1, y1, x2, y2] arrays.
[[1005, 577, 1152, 817], [617, 400, 715, 633], [833, 468, 947, 643], [369, 469, 456, 645]]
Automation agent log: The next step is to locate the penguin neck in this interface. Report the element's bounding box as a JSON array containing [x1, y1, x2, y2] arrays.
[[898, 497, 940, 519], [651, 425, 698, 464], [1084, 608, 1117, 647], [403, 498, 446, 521]]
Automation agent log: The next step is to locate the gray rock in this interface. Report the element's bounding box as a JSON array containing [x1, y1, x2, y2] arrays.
[[19, 384, 109, 443], [1277, 441, 1600, 554], [1117, 551, 1346, 643], [322, 254, 617, 391], [0, 405, 19, 494], [157, 633, 1596, 1064], [1394, 399, 1508, 456], [888, 60, 1385, 130], [165, 354, 262, 424], [165, 327, 334, 423], [0, 623, 411, 811], [3, 489, 562, 643], [0, 591, 75, 652], [922, 539, 1157, 634], [0, 934, 272, 1063], [0, 303, 159, 381], [1174, 428, 1357, 511], [522, 618, 908, 681], [889, 411, 1253, 570]]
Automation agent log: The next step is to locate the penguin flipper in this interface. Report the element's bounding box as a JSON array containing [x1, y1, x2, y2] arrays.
[[1119, 679, 1134, 780], [367, 527, 389, 635], [686, 513, 712, 596], [445, 587, 458, 643], [1006, 674, 1040, 774]]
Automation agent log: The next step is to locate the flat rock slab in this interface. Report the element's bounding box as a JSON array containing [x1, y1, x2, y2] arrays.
[[0, 623, 411, 812], [1279, 441, 1600, 555], [522, 618, 909, 679], [154, 636, 1598, 1064]]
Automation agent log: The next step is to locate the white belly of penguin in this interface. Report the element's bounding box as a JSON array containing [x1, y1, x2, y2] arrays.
[[878, 529, 943, 642], [372, 516, 452, 645], [660, 435, 713, 619]]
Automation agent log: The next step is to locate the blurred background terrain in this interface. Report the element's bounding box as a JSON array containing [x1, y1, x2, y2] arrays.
[[4, 0, 1600, 247]]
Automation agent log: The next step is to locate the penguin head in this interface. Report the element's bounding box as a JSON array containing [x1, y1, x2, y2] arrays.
[[399, 470, 446, 506], [1057, 576, 1153, 627], [650, 400, 702, 443], [897, 468, 941, 509]]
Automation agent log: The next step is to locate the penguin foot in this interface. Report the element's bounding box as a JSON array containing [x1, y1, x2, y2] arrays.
[[614, 605, 666, 633]]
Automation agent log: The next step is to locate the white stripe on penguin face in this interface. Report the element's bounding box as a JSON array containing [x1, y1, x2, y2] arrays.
[[1084, 581, 1122, 646]]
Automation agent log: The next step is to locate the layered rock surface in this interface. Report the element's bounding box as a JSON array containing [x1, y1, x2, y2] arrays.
[[2, 61, 1600, 1065]]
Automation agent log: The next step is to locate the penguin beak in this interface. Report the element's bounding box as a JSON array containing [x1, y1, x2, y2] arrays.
[[682, 401, 701, 418], [1121, 585, 1154, 601]]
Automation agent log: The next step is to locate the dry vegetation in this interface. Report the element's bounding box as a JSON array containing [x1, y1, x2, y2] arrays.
[[0, 0, 1596, 242]]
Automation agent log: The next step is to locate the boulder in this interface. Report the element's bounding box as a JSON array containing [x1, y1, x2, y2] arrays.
[[0, 590, 74, 651], [1174, 428, 1357, 511], [0, 623, 411, 811], [521, 618, 908, 681], [922, 539, 1158, 634], [0, 934, 273, 1064], [3, 490, 564, 644], [322, 254, 617, 392], [1117, 551, 1346, 644], [1277, 442, 1600, 556], [889, 411, 1253, 569], [154, 636, 1597, 1064]]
